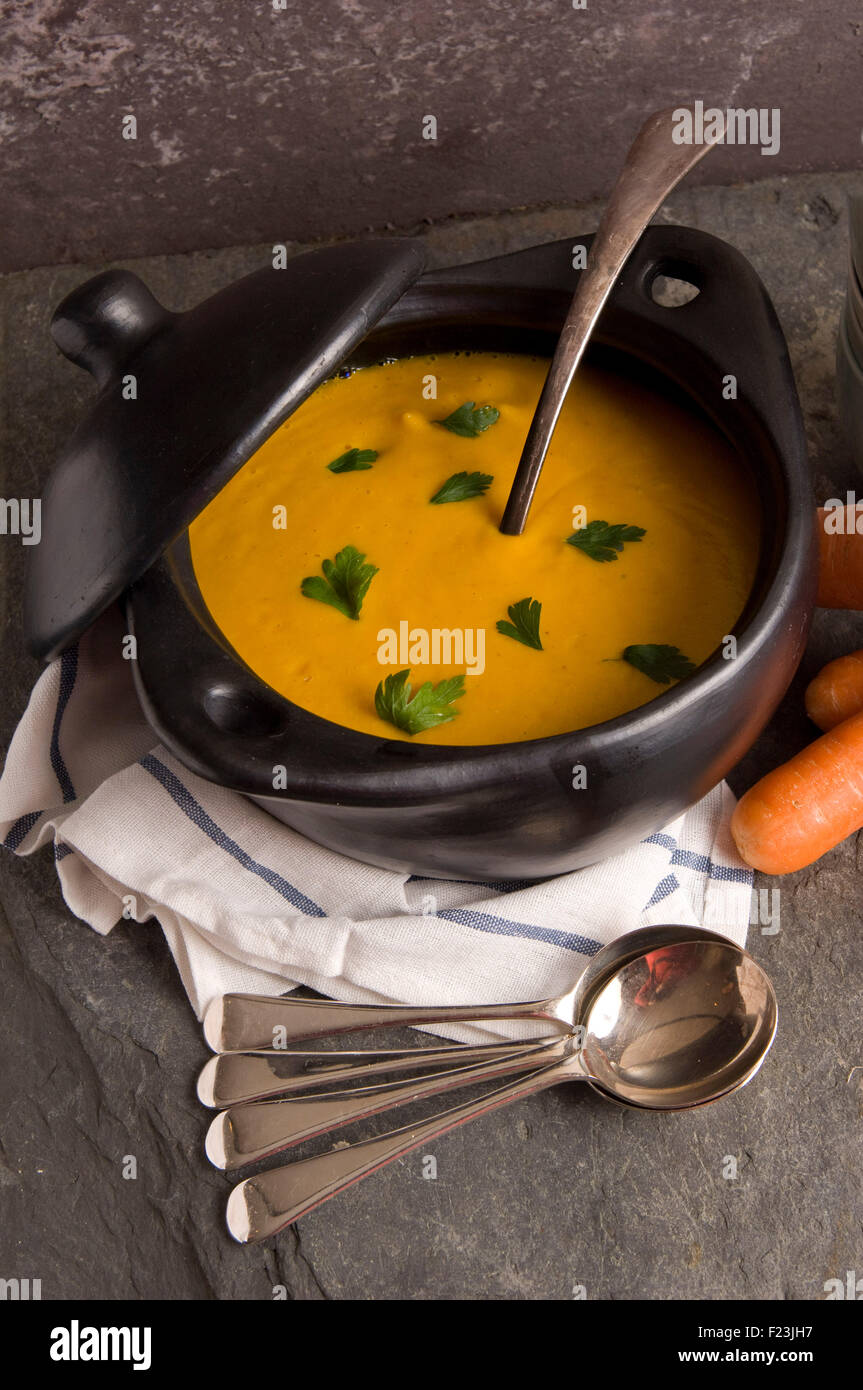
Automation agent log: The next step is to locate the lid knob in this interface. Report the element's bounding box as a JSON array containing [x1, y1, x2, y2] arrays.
[[50, 269, 173, 388]]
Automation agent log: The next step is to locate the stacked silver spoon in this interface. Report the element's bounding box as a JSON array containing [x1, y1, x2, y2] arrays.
[[197, 924, 777, 1243]]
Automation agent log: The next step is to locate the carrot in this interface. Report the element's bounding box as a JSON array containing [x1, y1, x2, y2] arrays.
[[805, 649, 863, 731], [731, 708, 863, 873], [817, 505, 863, 607]]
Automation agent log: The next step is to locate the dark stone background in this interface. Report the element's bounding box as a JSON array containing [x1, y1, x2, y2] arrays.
[[1, 0, 863, 1306], [1, 0, 862, 272], [1, 171, 862, 1300]]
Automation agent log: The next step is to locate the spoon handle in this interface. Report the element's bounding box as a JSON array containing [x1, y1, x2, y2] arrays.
[[499, 105, 726, 534], [197, 1039, 551, 1106], [204, 991, 568, 1052], [226, 1057, 576, 1242], [209, 1039, 568, 1169]]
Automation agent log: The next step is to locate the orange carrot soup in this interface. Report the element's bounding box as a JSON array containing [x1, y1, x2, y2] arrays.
[[189, 353, 760, 743]]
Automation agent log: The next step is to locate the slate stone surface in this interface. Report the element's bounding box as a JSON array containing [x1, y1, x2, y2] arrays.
[[2, 0, 863, 272], [1, 173, 862, 1301]]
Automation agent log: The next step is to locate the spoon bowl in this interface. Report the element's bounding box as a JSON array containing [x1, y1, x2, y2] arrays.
[[579, 938, 777, 1108]]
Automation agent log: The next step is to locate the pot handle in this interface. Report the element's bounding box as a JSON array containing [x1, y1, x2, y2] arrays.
[[51, 270, 175, 389]]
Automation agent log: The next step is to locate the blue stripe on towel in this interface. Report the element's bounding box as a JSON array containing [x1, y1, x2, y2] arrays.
[[3, 809, 44, 851], [436, 906, 603, 956], [668, 848, 752, 883], [50, 648, 78, 804], [643, 832, 678, 851], [643, 833, 752, 886], [139, 753, 326, 917], [646, 873, 680, 906]]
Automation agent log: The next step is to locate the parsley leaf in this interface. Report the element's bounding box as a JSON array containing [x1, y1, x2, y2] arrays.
[[566, 520, 646, 562], [622, 644, 696, 684], [300, 545, 378, 621], [434, 401, 500, 437], [430, 471, 494, 504], [374, 669, 466, 735], [496, 597, 544, 651], [327, 448, 379, 473]]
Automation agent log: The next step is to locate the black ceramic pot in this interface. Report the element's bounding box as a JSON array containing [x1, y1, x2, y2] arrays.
[[31, 229, 817, 881]]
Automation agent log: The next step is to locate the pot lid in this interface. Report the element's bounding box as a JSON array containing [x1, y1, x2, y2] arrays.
[[26, 238, 426, 661]]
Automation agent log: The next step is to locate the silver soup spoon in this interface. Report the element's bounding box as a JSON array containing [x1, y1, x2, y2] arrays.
[[202, 923, 727, 1052], [197, 1039, 557, 1107], [206, 1036, 565, 1169], [499, 103, 726, 534], [225, 936, 777, 1242]]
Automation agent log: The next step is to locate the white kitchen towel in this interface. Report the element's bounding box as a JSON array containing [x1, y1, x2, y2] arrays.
[[0, 608, 754, 1038]]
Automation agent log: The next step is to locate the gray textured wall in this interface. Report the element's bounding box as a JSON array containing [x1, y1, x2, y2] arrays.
[[1, 0, 862, 272]]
